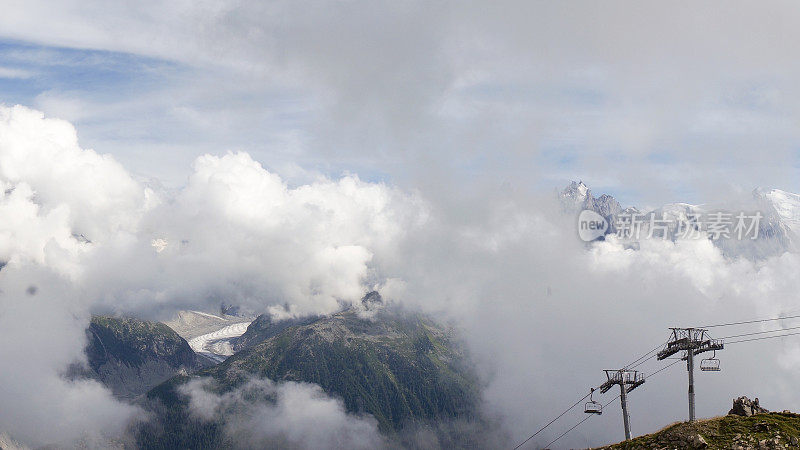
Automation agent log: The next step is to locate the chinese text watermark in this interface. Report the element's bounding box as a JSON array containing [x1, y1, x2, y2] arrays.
[[577, 210, 763, 242]]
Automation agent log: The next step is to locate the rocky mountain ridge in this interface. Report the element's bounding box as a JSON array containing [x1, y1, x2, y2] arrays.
[[197, 304, 478, 432], [68, 315, 205, 399], [136, 301, 483, 448]]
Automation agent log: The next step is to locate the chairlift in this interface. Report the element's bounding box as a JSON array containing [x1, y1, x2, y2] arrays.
[[584, 388, 602, 415], [700, 350, 721, 372]]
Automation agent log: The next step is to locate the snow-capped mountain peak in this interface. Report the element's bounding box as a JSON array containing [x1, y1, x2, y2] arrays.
[[560, 180, 590, 204], [560, 180, 622, 218], [757, 188, 800, 222], [563, 182, 800, 259]]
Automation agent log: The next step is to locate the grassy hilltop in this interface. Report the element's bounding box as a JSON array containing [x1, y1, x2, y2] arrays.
[[602, 412, 800, 449]]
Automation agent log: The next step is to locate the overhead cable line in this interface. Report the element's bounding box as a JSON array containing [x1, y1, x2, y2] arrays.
[[538, 359, 683, 449], [698, 313, 800, 329], [628, 352, 659, 370], [512, 340, 668, 449], [511, 391, 594, 450], [518, 321, 800, 449], [725, 330, 800, 345], [622, 342, 667, 370], [545, 394, 620, 449], [717, 324, 800, 340]]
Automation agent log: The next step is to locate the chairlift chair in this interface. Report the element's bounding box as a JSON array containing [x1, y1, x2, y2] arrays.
[[700, 350, 721, 372], [584, 388, 602, 415]]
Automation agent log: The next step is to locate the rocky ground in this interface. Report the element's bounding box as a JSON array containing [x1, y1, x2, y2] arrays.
[[601, 397, 800, 450]]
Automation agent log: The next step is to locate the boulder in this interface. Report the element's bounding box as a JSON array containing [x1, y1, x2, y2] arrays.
[[729, 396, 769, 417], [688, 433, 709, 449]]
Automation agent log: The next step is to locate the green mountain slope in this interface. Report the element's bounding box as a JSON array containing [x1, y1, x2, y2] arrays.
[[206, 307, 479, 432], [73, 315, 203, 399], [230, 312, 317, 352]]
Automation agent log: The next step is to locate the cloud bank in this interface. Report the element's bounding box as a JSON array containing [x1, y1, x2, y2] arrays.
[[181, 378, 384, 449], [3, 104, 800, 448]]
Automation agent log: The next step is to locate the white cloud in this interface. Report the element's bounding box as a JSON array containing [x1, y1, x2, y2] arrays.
[[0, 105, 154, 243], [181, 378, 385, 449], [0, 67, 33, 79], [84, 150, 426, 317]]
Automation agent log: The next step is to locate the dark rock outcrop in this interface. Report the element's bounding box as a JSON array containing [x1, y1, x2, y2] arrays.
[[361, 290, 383, 309], [729, 396, 769, 417]]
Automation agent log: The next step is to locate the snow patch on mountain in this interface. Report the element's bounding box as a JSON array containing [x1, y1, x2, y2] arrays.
[[187, 321, 252, 363], [164, 310, 254, 362], [757, 188, 800, 235]]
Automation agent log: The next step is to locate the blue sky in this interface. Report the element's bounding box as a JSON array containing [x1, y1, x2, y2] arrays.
[[0, 39, 329, 187]]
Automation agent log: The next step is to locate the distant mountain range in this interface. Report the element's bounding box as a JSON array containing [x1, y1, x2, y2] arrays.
[[561, 181, 800, 258]]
